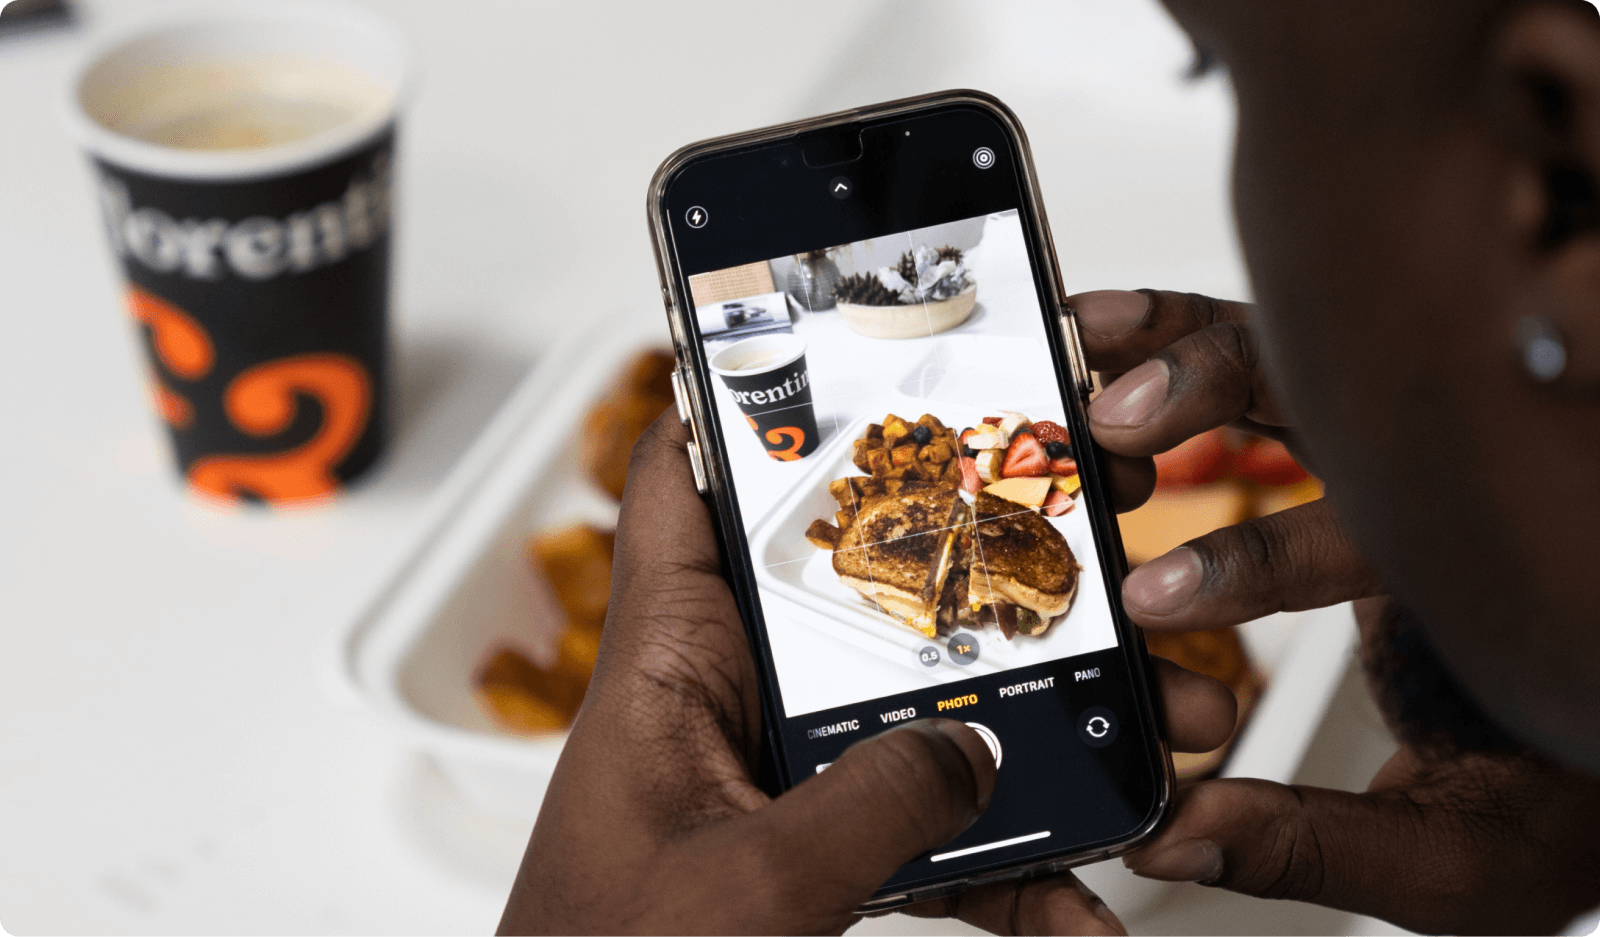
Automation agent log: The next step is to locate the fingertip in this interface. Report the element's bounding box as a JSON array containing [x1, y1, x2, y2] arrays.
[[1152, 656, 1239, 753], [921, 719, 997, 813], [1123, 837, 1224, 884], [1123, 547, 1204, 620], [1104, 452, 1157, 513], [1070, 289, 1152, 340]]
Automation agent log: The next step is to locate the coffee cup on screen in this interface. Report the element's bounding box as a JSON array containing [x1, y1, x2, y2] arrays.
[[709, 335, 821, 461], [63, 4, 414, 507]]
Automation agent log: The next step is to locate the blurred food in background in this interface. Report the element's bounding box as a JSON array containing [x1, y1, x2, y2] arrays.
[[581, 350, 677, 499], [473, 350, 675, 733], [1120, 427, 1319, 779]]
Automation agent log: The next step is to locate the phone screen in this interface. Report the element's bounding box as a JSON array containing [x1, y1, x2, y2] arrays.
[[660, 102, 1165, 898]]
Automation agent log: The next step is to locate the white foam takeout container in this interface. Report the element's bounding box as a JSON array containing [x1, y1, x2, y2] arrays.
[[335, 310, 1360, 819]]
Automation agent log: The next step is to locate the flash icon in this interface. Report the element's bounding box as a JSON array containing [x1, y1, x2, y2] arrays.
[[685, 206, 708, 228]]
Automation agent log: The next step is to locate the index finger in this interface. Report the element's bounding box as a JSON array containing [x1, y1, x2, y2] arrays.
[[1068, 289, 1256, 374]]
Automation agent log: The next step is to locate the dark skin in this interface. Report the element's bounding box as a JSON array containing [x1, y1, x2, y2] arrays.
[[498, 413, 1237, 935], [1075, 289, 1600, 935], [503, 1, 1600, 932]]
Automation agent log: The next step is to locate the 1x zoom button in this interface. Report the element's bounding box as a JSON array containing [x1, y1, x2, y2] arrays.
[[1078, 706, 1118, 748]]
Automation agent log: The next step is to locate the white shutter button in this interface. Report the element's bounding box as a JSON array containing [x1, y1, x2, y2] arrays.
[[965, 722, 1002, 769]]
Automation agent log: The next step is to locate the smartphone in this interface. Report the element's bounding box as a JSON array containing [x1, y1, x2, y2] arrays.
[[647, 90, 1172, 908]]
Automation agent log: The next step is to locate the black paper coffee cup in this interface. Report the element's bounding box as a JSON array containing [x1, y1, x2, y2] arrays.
[[710, 335, 821, 461], [65, 6, 413, 507]]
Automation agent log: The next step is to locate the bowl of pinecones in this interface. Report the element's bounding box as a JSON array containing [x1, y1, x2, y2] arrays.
[[833, 245, 977, 339]]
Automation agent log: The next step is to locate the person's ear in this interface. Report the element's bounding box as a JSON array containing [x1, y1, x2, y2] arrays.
[[1489, 1, 1600, 386]]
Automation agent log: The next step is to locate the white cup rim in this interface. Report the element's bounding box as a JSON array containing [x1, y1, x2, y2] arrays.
[[60, 0, 418, 182], [709, 334, 807, 377]]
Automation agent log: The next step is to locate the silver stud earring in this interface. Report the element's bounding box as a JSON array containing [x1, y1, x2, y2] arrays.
[[1517, 315, 1568, 382]]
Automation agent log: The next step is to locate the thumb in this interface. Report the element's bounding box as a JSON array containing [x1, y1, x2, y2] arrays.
[[1119, 777, 1460, 931], [745, 719, 997, 912]]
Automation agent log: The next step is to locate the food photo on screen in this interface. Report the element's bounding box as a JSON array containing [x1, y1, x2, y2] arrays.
[[688, 211, 1119, 717]]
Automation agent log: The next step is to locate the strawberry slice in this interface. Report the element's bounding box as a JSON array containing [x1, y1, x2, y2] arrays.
[[981, 415, 1003, 426], [1000, 431, 1049, 477], [1043, 488, 1074, 516], [957, 456, 983, 494], [1047, 455, 1078, 476], [1031, 420, 1070, 445]]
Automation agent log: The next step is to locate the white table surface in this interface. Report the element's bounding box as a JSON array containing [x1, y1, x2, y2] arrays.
[[0, 2, 1413, 934]]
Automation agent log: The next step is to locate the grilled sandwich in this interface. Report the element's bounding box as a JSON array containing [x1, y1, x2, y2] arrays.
[[967, 490, 1079, 637], [831, 486, 966, 639]]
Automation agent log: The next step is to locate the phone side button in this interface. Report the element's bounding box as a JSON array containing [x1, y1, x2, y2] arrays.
[[685, 439, 710, 495], [670, 368, 691, 425]]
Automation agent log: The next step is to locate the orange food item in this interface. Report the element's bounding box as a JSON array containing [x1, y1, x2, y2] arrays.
[[1153, 428, 1232, 488], [473, 523, 619, 735], [474, 648, 582, 734], [581, 350, 676, 500], [528, 525, 616, 635], [1233, 438, 1310, 487]]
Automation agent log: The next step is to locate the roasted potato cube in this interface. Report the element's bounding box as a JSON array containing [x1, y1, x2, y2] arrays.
[[865, 423, 884, 441], [920, 441, 954, 465], [883, 465, 910, 479], [805, 519, 843, 549], [865, 447, 893, 477], [890, 444, 918, 468], [528, 525, 615, 635], [882, 415, 911, 448], [829, 477, 853, 506], [942, 459, 965, 484], [883, 478, 905, 495], [475, 649, 573, 734], [852, 439, 878, 473], [916, 413, 946, 432]]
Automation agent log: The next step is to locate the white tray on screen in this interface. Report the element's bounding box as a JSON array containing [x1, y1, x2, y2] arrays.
[[748, 405, 1113, 680], [333, 310, 1358, 821]]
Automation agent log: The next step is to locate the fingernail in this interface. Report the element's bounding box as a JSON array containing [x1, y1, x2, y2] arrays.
[[1126, 839, 1223, 883], [1089, 358, 1169, 428], [1073, 290, 1151, 339], [1123, 547, 1203, 615]]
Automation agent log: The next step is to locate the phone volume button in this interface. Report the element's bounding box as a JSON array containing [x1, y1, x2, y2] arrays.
[[685, 438, 710, 495], [670, 368, 691, 425]]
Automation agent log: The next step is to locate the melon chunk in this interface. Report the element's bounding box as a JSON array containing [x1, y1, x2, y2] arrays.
[[983, 476, 1052, 509], [1050, 474, 1083, 497]]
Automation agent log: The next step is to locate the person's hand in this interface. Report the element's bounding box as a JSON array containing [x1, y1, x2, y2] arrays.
[[498, 412, 1239, 936], [1071, 289, 1600, 935]]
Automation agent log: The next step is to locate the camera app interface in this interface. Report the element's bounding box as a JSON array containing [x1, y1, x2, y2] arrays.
[[691, 209, 1121, 715], [689, 204, 1159, 885]]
